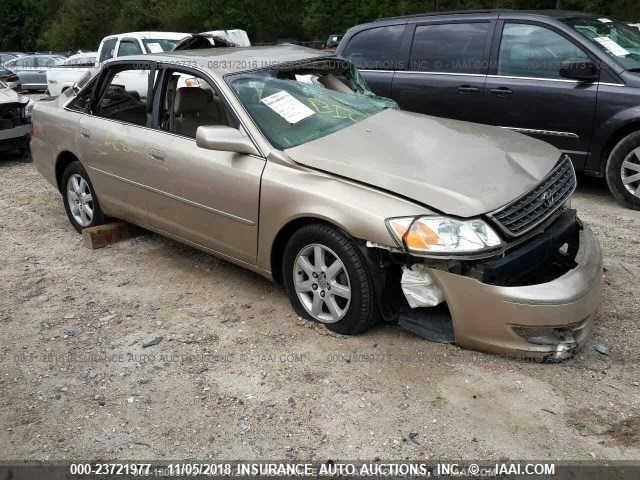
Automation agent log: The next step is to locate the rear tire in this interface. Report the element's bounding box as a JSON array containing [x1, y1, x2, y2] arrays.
[[61, 161, 105, 232], [282, 223, 377, 335], [606, 131, 640, 210]]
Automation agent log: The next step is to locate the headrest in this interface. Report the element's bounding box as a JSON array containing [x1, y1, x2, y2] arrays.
[[174, 87, 212, 115]]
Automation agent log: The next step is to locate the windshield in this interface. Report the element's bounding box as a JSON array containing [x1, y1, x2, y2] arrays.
[[226, 60, 397, 149], [143, 39, 180, 53], [563, 17, 640, 70]]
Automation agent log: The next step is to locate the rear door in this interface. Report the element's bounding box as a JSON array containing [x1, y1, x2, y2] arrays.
[[340, 23, 409, 98], [12, 56, 37, 88], [484, 21, 598, 167], [391, 19, 495, 124], [74, 62, 157, 225]]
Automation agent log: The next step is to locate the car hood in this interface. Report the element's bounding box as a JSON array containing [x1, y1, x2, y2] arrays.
[[285, 109, 562, 217], [0, 86, 28, 105]]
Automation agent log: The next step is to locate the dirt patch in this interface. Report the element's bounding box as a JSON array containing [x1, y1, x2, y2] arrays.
[[606, 417, 640, 448], [0, 159, 639, 461]]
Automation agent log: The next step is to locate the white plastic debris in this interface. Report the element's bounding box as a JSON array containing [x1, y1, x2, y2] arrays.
[[401, 264, 445, 308]]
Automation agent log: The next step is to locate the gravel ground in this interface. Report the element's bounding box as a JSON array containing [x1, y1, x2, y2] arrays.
[[0, 154, 639, 461]]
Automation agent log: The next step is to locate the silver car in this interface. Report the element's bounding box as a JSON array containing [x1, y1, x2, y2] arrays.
[[4, 54, 66, 92], [30, 46, 603, 361]]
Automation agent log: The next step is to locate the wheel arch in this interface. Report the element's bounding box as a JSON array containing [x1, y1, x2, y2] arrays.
[[269, 216, 355, 285], [55, 150, 80, 192], [603, 121, 640, 170]]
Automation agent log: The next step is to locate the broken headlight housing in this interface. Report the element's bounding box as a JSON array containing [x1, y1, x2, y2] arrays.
[[387, 216, 503, 257]]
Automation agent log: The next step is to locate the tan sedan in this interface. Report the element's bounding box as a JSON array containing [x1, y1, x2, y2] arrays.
[[31, 46, 602, 361]]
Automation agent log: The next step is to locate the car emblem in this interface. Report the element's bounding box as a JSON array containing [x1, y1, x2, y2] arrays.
[[541, 191, 555, 208]]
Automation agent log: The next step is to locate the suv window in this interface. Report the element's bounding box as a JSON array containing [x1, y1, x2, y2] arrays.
[[410, 22, 490, 74], [94, 68, 152, 126], [498, 23, 589, 79], [343, 25, 405, 70], [117, 40, 143, 57], [99, 38, 118, 63], [159, 70, 237, 138]]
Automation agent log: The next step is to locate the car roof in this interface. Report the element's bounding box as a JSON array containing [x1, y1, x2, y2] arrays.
[[102, 31, 190, 41], [109, 44, 328, 76], [372, 9, 595, 24]]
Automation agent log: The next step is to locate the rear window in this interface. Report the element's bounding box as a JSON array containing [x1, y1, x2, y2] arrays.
[[410, 22, 491, 74], [342, 25, 405, 70], [143, 39, 180, 53]]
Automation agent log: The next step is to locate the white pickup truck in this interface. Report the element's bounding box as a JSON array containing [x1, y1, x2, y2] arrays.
[[45, 31, 189, 97]]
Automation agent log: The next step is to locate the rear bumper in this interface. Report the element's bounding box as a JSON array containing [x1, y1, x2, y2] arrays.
[[428, 225, 602, 361]]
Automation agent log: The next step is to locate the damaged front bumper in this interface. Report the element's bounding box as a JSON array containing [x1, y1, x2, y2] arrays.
[[0, 100, 30, 151], [426, 225, 602, 361]]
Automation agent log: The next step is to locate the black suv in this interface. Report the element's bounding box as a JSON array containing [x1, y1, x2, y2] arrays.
[[337, 10, 640, 209]]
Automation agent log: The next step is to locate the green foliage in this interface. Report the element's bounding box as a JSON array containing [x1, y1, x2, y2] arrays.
[[2, 0, 639, 51]]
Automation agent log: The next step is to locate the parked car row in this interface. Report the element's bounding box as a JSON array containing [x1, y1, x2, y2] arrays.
[[336, 10, 640, 209]]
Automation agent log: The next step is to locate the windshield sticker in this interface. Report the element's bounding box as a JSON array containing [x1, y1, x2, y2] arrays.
[[307, 98, 366, 123], [594, 36, 630, 57], [146, 42, 164, 53], [598, 18, 613, 23], [261, 90, 315, 124]]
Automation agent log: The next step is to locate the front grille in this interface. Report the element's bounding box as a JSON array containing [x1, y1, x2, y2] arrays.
[[487, 156, 576, 237]]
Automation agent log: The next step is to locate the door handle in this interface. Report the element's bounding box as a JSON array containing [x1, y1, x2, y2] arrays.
[[457, 85, 479, 94], [79, 128, 90, 139], [490, 87, 513, 96], [148, 149, 165, 161]]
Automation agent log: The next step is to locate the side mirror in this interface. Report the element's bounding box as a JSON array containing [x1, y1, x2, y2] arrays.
[[195, 125, 259, 155], [559, 60, 599, 82]]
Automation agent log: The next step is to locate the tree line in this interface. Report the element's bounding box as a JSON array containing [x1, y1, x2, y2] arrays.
[[1, 0, 639, 52]]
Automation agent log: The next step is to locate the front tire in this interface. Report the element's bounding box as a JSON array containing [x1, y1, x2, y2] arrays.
[[282, 223, 377, 335], [61, 161, 105, 232], [606, 131, 640, 210]]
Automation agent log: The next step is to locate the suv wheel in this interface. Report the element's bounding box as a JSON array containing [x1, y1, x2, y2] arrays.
[[61, 161, 105, 232], [282, 223, 377, 335], [606, 131, 640, 210]]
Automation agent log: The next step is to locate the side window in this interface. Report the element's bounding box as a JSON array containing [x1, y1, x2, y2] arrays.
[[67, 79, 97, 113], [36, 57, 57, 67], [99, 38, 117, 63], [342, 25, 405, 70], [410, 23, 490, 74], [94, 67, 153, 126], [117, 40, 143, 57], [498, 23, 589, 79], [159, 70, 238, 138], [15, 57, 35, 68]]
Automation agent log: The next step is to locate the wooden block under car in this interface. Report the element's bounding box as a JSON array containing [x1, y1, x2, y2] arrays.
[[82, 222, 143, 249]]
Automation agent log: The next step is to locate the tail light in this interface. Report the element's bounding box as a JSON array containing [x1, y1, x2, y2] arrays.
[[7, 74, 19, 82]]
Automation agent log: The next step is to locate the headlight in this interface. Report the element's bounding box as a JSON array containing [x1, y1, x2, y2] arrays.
[[386, 216, 503, 256]]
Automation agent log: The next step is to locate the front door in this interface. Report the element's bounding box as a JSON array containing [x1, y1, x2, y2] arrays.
[[484, 22, 598, 168], [141, 68, 265, 264]]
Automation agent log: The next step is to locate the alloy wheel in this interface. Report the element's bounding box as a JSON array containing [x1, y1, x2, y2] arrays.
[[621, 147, 640, 198], [293, 243, 351, 323], [66, 173, 94, 227]]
